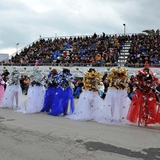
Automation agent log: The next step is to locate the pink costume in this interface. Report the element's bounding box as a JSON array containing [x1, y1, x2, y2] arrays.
[[0, 73, 5, 103]]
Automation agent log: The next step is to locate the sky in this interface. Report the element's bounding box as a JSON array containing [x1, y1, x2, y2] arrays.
[[0, 0, 160, 57]]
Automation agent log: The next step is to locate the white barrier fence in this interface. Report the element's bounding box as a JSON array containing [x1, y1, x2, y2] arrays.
[[1, 66, 160, 78]]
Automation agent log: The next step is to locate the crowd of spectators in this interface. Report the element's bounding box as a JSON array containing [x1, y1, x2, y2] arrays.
[[2, 33, 128, 67], [125, 34, 160, 67]]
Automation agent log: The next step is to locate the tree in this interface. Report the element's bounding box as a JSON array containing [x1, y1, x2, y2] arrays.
[[142, 29, 160, 35]]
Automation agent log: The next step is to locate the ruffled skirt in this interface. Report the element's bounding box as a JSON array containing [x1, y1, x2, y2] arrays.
[[127, 90, 160, 125], [16, 85, 45, 114], [67, 90, 104, 121], [48, 87, 75, 116], [93, 87, 131, 125], [1, 84, 24, 110], [41, 87, 58, 112]]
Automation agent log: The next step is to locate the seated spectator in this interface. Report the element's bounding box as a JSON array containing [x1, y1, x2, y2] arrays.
[[8, 33, 128, 67], [35, 60, 39, 66], [137, 57, 145, 67]]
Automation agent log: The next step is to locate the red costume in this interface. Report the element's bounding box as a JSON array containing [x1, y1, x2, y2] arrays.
[[127, 63, 160, 126]]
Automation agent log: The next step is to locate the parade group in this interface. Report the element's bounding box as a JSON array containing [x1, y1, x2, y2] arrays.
[[0, 62, 160, 127]]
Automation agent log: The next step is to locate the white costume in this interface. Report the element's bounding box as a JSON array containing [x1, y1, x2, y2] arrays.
[[93, 67, 131, 125], [1, 69, 24, 110], [16, 67, 45, 114], [67, 69, 104, 121]]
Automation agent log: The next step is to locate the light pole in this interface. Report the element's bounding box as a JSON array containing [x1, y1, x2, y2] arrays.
[[16, 43, 19, 53], [123, 24, 126, 35]]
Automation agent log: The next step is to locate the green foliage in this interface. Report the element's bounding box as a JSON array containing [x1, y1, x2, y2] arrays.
[[142, 29, 160, 35]]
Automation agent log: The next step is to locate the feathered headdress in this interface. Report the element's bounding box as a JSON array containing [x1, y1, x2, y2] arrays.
[[107, 67, 129, 90], [83, 69, 102, 91]]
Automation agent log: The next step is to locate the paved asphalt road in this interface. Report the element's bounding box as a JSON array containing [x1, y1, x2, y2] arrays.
[[0, 97, 160, 160]]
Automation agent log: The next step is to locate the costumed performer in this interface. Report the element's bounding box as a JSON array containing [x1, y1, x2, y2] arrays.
[[1, 68, 24, 110], [16, 67, 45, 114], [48, 68, 75, 116], [0, 73, 5, 104], [93, 67, 131, 124], [127, 62, 160, 126], [67, 68, 104, 121], [41, 69, 59, 112]]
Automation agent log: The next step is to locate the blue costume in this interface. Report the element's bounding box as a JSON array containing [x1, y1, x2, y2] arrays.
[[41, 70, 59, 112], [48, 69, 75, 116]]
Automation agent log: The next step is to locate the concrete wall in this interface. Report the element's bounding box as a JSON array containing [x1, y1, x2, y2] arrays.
[[0, 66, 160, 79]]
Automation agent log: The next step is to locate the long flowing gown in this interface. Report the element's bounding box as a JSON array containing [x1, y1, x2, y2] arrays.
[[48, 70, 75, 116], [127, 67, 160, 126], [16, 67, 45, 114], [93, 87, 131, 124], [67, 69, 104, 121], [93, 67, 131, 125], [23, 85, 45, 114], [68, 90, 104, 121], [0, 69, 24, 110], [127, 90, 159, 125], [41, 71, 59, 112]]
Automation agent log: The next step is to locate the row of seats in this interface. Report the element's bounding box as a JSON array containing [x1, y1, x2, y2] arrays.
[[7, 33, 129, 66], [125, 34, 160, 67]]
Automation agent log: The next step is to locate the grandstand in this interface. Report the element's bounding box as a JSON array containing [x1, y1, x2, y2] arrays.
[[0, 33, 160, 78], [6, 33, 128, 66]]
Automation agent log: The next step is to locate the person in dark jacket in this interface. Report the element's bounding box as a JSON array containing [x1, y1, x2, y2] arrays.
[[2, 69, 10, 89]]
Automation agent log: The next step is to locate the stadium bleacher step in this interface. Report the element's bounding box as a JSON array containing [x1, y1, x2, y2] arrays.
[[118, 41, 131, 65]]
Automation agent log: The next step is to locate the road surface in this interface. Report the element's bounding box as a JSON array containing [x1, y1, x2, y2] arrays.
[[0, 97, 160, 160]]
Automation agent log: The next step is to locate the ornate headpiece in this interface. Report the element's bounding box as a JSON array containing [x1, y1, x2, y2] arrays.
[[83, 69, 102, 91], [107, 67, 129, 90]]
